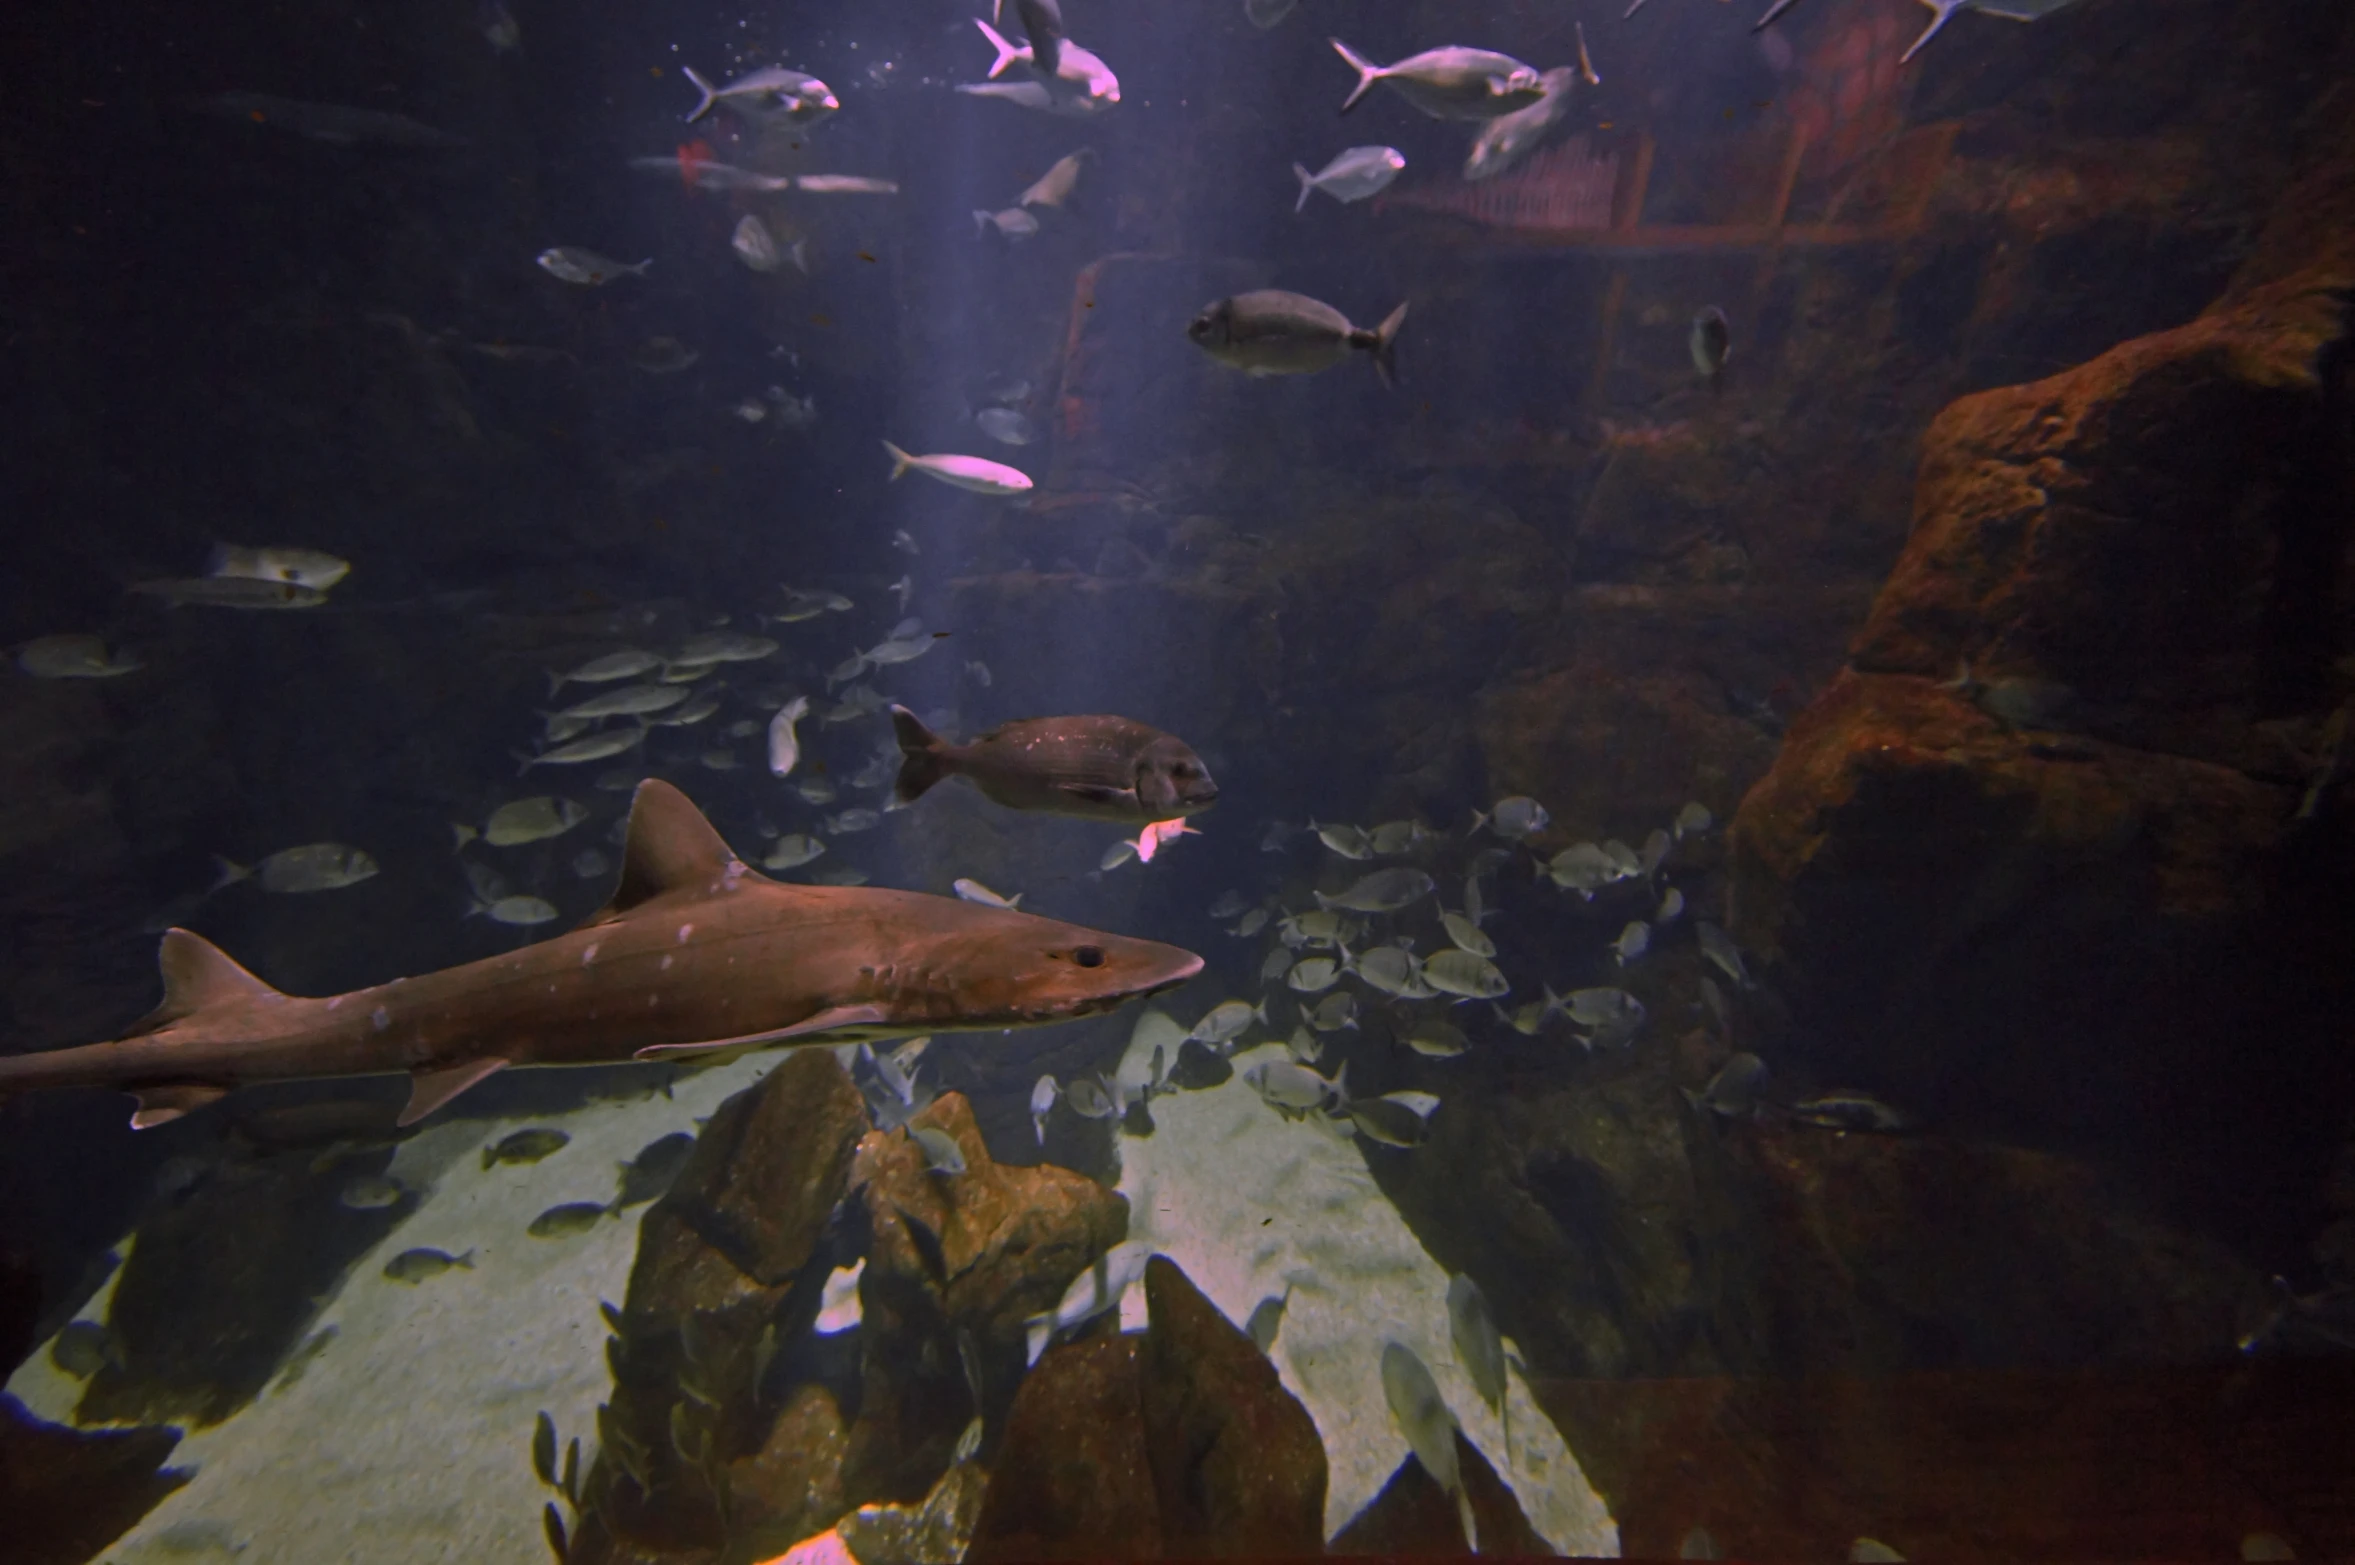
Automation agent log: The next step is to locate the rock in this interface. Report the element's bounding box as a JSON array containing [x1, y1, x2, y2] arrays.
[[0, 1393, 190, 1565], [836, 1452, 990, 1565], [1328, 1430, 1551, 1558], [964, 1336, 1160, 1564], [1137, 1255, 1326, 1556], [845, 1092, 1129, 1506], [1731, 257, 2355, 1249], [573, 1051, 870, 1562]]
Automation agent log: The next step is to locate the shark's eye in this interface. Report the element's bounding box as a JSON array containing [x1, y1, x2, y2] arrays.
[[1072, 945, 1105, 968]]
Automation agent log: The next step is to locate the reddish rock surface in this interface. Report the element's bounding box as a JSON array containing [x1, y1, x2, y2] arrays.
[[1137, 1255, 1327, 1557], [968, 1255, 1330, 1562], [0, 1395, 190, 1565], [965, 1336, 1161, 1564], [1328, 1431, 1553, 1558]]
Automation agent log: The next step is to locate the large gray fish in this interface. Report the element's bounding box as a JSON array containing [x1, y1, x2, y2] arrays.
[[1329, 40, 1543, 120], [0, 782, 1201, 1129], [1187, 290, 1409, 387], [891, 707, 1219, 822], [681, 65, 838, 125]]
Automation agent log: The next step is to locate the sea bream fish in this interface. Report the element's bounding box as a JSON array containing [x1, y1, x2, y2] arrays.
[[881, 442, 1032, 496], [1329, 40, 1544, 120], [890, 707, 1218, 823], [0, 782, 1202, 1130], [681, 64, 839, 125], [1187, 290, 1409, 387]]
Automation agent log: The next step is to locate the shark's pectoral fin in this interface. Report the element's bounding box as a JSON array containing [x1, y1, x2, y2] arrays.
[[400, 1057, 511, 1125], [128, 1082, 230, 1129], [633, 1004, 898, 1062], [581, 780, 746, 929], [126, 929, 287, 1037]]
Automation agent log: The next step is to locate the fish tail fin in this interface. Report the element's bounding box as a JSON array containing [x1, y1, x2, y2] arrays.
[[973, 210, 993, 238], [682, 65, 720, 122], [451, 823, 478, 852], [1330, 37, 1382, 113], [1024, 1313, 1052, 1366], [456, 1250, 477, 1269], [889, 704, 953, 805], [881, 440, 916, 482], [1007, 893, 1023, 909], [544, 669, 568, 697], [1576, 21, 1601, 85], [209, 855, 253, 894], [1471, 808, 1489, 833], [1372, 301, 1409, 389], [975, 17, 1025, 78], [1293, 163, 1316, 214]]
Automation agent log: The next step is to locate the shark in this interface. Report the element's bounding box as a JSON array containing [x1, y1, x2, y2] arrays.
[[0, 781, 1204, 1130]]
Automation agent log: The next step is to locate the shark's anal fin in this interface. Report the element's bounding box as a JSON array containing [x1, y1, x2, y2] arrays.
[[128, 1083, 231, 1129], [127, 929, 286, 1037], [581, 780, 744, 928], [632, 1004, 895, 1061], [400, 1058, 510, 1126]]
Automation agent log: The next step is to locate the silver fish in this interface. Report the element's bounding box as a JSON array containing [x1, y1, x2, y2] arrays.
[[1479, 796, 1550, 838], [208, 544, 351, 589], [912, 1126, 968, 1176], [1464, 67, 1580, 181], [762, 834, 826, 871], [215, 843, 379, 895], [15, 634, 141, 679], [1685, 1052, 1770, 1119], [1447, 1274, 1510, 1468], [1612, 921, 1651, 965], [1380, 1341, 1466, 1511], [1330, 41, 1543, 119], [536, 248, 650, 286], [1422, 949, 1507, 999], [974, 206, 1041, 242], [682, 64, 838, 124], [953, 877, 1022, 910], [1188, 291, 1408, 387], [1293, 145, 1405, 211], [1316, 867, 1435, 914], [549, 650, 663, 694], [1696, 921, 1752, 987]]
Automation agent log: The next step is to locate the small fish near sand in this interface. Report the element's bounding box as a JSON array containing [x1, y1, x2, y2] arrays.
[[1187, 290, 1409, 387], [528, 1201, 613, 1238], [338, 1173, 408, 1211], [49, 1321, 120, 1379], [383, 1247, 474, 1284], [912, 1125, 968, 1176], [483, 1128, 571, 1169], [1380, 1340, 1473, 1538]]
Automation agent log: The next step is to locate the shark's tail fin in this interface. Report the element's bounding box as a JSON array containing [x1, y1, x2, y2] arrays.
[[1330, 37, 1384, 113], [683, 65, 722, 122], [890, 704, 954, 806], [974, 17, 1026, 79]]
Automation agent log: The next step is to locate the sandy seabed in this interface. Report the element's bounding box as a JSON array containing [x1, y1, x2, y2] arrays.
[[9, 1034, 1618, 1561]]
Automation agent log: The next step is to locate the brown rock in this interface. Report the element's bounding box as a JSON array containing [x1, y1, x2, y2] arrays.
[[965, 1336, 1161, 1563], [0, 1395, 189, 1565], [845, 1092, 1129, 1506], [574, 1050, 870, 1561], [1329, 1431, 1550, 1558], [1137, 1255, 1326, 1556]]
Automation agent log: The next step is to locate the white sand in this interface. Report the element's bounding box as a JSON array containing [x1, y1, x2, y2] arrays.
[[1116, 1041, 1619, 1554], [7, 1059, 769, 1564]]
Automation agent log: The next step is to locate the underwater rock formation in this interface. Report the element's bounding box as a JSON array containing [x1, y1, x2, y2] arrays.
[[0, 1394, 190, 1565], [845, 1090, 1130, 1505], [569, 1050, 869, 1563], [967, 1254, 1327, 1561], [1730, 255, 2355, 1245], [1327, 1427, 1551, 1558]]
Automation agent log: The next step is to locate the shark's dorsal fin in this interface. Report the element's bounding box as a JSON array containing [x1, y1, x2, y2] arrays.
[[127, 929, 286, 1037], [584, 780, 744, 928]]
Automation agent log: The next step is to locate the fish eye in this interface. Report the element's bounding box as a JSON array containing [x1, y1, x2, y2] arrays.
[[1073, 945, 1105, 968]]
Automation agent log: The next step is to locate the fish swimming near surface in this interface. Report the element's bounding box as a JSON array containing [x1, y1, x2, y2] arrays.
[[0, 780, 1203, 1129], [1188, 290, 1409, 387], [1329, 40, 1544, 119], [681, 64, 839, 124], [890, 706, 1218, 822], [383, 1247, 474, 1283], [881, 442, 1033, 496]]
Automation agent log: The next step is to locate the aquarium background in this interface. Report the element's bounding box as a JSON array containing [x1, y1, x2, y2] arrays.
[[3, 0, 2354, 1558]]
